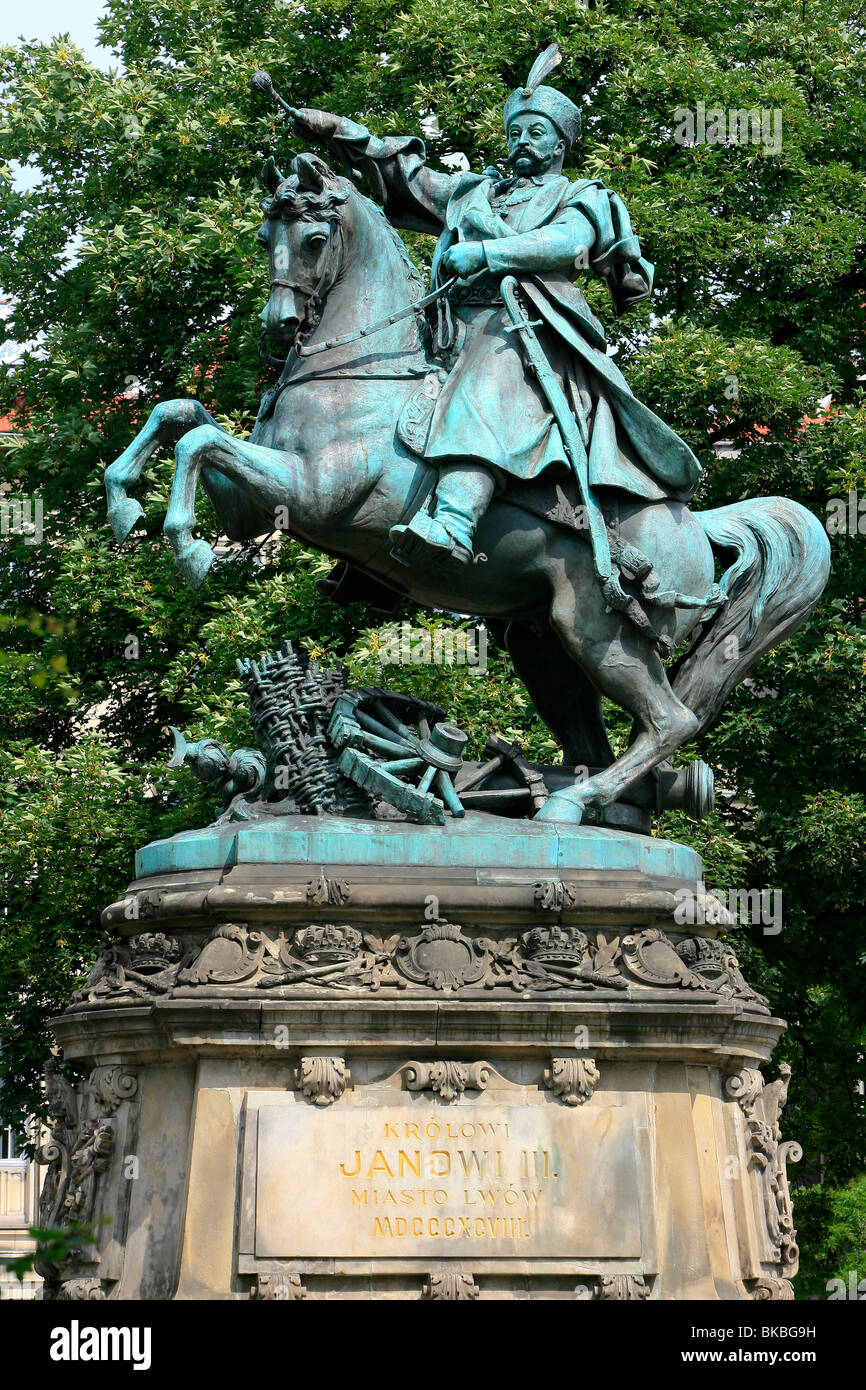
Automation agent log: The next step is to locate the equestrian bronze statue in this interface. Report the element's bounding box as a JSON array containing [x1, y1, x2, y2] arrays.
[[105, 46, 830, 825]]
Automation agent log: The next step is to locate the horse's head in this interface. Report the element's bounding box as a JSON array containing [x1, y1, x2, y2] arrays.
[[258, 153, 348, 350]]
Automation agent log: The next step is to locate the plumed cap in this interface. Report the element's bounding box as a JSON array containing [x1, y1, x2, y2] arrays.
[[503, 43, 581, 148]]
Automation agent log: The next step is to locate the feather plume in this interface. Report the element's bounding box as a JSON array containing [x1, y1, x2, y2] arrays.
[[523, 43, 562, 96]]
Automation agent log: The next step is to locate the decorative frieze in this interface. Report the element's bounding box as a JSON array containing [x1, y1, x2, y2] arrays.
[[68, 917, 770, 1010]]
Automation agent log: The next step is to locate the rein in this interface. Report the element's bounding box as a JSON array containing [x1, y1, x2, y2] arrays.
[[293, 275, 456, 359]]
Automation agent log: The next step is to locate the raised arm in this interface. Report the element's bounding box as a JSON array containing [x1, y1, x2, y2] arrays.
[[287, 106, 453, 235]]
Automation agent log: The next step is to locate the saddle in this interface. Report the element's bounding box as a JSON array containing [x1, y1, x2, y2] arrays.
[[318, 371, 724, 645]]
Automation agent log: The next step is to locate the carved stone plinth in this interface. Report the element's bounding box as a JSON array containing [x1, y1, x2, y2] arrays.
[[42, 814, 799, 1300]]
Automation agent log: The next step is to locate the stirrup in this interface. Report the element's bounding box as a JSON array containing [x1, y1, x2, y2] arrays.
[[389, 514, 472, 569]]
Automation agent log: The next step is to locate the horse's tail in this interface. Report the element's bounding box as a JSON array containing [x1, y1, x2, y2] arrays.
[[670, 496, 830, 735]]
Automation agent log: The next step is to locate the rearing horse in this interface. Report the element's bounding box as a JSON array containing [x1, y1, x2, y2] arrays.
[[105, 153, 830, 823]]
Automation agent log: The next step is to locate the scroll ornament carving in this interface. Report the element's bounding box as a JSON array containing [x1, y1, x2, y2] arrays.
[[306, 874, 351, 906], [35, 1060, 138, 1297], [727, 1064, 801, 1279], [422, 1272, 479, 1300], [534, 879, 579, 911], [296, 1056, 350, 1106], [55, 1278, 106, 1301], [748, 1276, 795, 1300], [402, 1060, 491, 1103], [595, 1274, 651, 1300], [544, 1057, 600, 1106], [725, 1066, 764, 1117], [252, 1274, 306, 1300]]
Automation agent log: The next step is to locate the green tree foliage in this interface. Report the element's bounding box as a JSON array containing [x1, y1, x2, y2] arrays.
[[1, 0, 864, 1290]]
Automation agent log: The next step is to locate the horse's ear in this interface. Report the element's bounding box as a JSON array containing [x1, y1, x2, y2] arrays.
[[293, 153, 326, 192], [261, 155, 284, 194]]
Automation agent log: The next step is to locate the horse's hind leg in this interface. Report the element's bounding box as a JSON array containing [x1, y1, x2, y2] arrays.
[[503, 620, 614, 769], [536, 584, 699, 824], [105, 399, 221, 543]]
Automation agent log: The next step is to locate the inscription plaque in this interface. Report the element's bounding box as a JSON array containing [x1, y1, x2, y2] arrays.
[[242, 1093, 643, 1262]]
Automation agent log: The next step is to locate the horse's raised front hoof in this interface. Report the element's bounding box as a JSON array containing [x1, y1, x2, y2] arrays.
[[108, 498, 145, 545], [177, 538, 215, 590], [534, 789, 586, 825]]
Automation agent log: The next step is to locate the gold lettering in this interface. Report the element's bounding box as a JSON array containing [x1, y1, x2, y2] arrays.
[[443, 1217, 456, 1236], [411, 1217, 423, 1236], [367, 1150, 394, 1178], [397, 1149, 421, 1178], [351, 1189, 367, 1206], [372, 1218, 393, 1238], [428, 1150, 451, 1176], [458, 1149, 488, 1176], [339, 1150, 361, 1177]]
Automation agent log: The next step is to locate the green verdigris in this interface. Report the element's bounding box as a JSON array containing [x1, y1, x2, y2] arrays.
[[105, 46, 830, 826]]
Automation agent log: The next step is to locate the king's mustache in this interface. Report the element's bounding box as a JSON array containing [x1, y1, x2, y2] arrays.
[[508, 147, 541, 165]]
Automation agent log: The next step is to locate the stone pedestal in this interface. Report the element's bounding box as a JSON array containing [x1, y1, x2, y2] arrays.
[[41, 815, 800, 1301]]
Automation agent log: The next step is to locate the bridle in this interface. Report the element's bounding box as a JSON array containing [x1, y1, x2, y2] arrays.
[[257, 211, 456, 377]]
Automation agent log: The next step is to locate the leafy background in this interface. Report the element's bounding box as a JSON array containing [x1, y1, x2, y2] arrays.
[[1, 0, 864, 1296]]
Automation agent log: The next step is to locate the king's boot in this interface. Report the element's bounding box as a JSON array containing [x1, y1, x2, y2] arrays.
[[389, 463, 497, 568]]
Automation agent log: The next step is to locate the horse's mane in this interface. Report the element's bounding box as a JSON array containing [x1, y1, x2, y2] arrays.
[[362, 196, 424, 294], [262, 182, 347, 224]]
